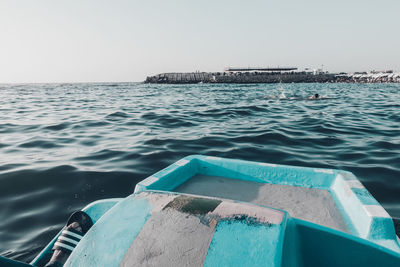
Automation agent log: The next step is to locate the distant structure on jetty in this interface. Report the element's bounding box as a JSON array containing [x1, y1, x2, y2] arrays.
[[337, 71, 400, 83], [225, 67, 298, 72], [145, 67, 400, 84]]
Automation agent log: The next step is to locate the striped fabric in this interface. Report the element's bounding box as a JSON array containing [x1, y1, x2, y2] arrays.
[[52, 229, 83, 252]]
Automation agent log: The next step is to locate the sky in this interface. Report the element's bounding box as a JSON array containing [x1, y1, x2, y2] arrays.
[[0, 0, 399, 83]]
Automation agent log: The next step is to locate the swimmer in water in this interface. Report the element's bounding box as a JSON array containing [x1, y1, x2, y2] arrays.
[[309, 93, 319, 99]]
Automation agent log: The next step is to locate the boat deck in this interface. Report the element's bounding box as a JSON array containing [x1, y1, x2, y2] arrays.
[[64, 191, 286, 266], [175, 175, 349, 233]]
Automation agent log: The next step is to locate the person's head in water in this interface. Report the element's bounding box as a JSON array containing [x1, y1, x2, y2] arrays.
[[310, 93, 319, 99]]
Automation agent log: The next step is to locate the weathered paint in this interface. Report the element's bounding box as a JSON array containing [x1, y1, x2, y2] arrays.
[[211, 201, 284, 225], [65, 195, 152, 267], [63, 191, 291, 266], [330, 173, 399, 250], [30, 199, 121, 266], [204, 220, 283, 267], [134, 155, 399, 249], [120, 206, 216, 266], [176, 174, 349, 232], [352, 188, 379, 205]]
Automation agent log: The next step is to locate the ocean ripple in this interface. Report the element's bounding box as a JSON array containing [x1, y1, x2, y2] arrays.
[[0, 82, 400, 262]]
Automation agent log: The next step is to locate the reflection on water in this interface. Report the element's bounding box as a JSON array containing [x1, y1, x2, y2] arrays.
[[0, 82, 400, 262]]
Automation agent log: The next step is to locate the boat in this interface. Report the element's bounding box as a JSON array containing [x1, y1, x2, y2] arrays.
[[2, 155, 400, 266]]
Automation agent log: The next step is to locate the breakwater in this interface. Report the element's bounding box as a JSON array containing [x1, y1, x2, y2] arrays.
[[145, 72, 336, 84], [145, 71, 400, 84]]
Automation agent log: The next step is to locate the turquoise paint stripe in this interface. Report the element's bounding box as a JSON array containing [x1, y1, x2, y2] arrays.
[[65, 195, 152, 267], [204, 220, 283, 267], [148, 158, 199, 191], [293, 218, 400, 266], [82, 198, 122, 223], [351, 188, 379, 205], [134, 156, 199, 193], [197, 157, 336, 188], [369, 217, 398, 240], [135, 155, 337, 193]]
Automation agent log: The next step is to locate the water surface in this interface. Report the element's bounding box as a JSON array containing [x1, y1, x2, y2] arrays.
[[0, 82, 399, 262]]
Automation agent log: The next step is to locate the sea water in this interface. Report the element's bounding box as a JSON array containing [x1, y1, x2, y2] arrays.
[[0, 82, 399, 262]]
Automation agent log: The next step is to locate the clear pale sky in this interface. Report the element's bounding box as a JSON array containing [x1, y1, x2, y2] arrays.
[[0, 0, 399, 83]]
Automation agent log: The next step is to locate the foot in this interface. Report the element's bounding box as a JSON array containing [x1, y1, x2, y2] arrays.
[[45, 222, 82, 266], [45, 211, 93, 267]]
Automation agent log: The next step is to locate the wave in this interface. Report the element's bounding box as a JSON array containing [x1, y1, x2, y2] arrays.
[[1, 82, 400, 262]]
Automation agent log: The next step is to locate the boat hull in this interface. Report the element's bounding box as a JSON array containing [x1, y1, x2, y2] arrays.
[[27, 155, 400, 266]]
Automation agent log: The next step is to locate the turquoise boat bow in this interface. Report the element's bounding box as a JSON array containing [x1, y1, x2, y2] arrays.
[[3, 155, 400, 266]]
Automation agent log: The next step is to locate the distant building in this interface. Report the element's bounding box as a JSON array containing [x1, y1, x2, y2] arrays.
[[224, 67, 298, 72]]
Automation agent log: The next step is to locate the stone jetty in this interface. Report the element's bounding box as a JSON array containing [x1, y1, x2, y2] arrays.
[[145, 68, 400, 84], [145, 71, 336, 84]]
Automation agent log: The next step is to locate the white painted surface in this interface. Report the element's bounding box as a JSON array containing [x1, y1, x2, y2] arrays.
[[259, 162, 277, 167], [205, 156, 221, 160], [314, 168, 334, 174], [363, 205, 391, 218], [175, 159, 189, 166], [346, 180, 365, 189], [140, 176, 159, 186]]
